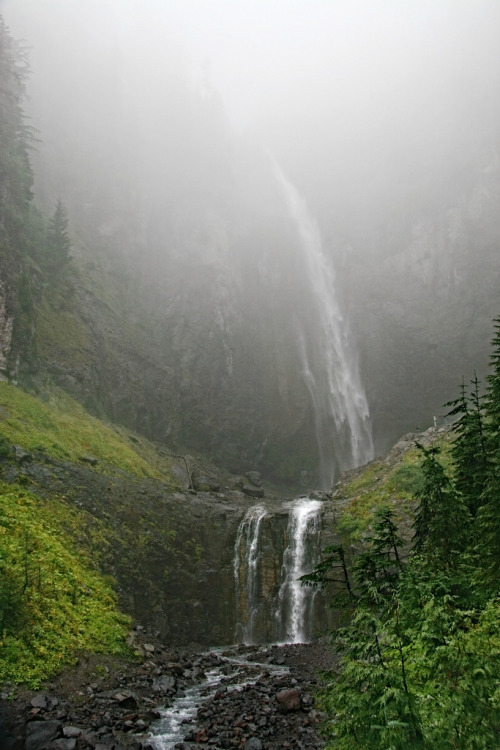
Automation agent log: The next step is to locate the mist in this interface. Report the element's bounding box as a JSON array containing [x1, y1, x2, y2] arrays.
[[2, 0, 500, 483]]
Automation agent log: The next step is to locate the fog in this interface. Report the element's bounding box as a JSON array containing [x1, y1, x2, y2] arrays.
[[2, 0, 500, 481]]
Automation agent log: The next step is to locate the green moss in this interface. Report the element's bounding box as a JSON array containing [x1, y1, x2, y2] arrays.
[[36, 298, 90, 365], [0, 382, 173, 480], [0, 481, 131, 688], [335, 431, 455, 540]]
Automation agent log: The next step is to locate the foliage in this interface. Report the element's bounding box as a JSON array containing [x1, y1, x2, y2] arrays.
[[0, 481, 131, 688], [310, 319, 500, 749]]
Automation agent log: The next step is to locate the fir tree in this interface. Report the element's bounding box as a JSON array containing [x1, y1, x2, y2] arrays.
[[413, 443, 469, 569], [446, 374, 489, 517], [0, 15, 34, 255], [44, 200, 71, 274]]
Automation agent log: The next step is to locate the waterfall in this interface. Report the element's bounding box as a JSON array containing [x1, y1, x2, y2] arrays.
[[233, 504, 267, 644], [275, 498, 323, 643], [233, 499, 323, 645], [272, 160, 374, 488]]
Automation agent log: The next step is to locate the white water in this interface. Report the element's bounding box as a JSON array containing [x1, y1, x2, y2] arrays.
[[233, 498, 323, 645], [273, 161, 374, 488], [233, 504, 267, 644], [275, 498, 323, 643], [150, 649, 288, 749]]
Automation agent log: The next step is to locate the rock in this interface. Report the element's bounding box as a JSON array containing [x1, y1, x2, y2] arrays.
[[79, 455, 98, 466], [244, 739, 263, 750], [276, 688, 301, 712], [30, 694, 49, 710], [193, 475, 221, 492], [242, 484, 264, 498], [152, 675, 176, 693], [14, 445, 32, 462], [52, 740, 77, 750], [245, 471, 262, 486], [63, 726, 82, 738], [113, 692, 138, 710], [25, 720, 62, 750]]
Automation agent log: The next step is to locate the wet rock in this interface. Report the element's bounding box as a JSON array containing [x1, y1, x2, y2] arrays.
[[152, 675, 176, 693], [26, 720, 62, 750]]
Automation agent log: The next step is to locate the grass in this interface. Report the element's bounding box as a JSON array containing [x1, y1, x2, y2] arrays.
[[0, 382, 177, 481], [334, 429, 455, 541]]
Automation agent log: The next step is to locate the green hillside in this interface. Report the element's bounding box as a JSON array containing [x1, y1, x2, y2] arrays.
[[0, 382, 182, 688]]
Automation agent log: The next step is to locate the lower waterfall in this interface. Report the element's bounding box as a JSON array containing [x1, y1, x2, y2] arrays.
[[233, 498, 323, 645]]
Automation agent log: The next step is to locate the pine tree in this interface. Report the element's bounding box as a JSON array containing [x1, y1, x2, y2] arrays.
[[413, 443, 470, 569], [43, 200, 72, 275], [476, 318, 500, 587], [445, 374, 489, 517], [0, 15, 34, 254]]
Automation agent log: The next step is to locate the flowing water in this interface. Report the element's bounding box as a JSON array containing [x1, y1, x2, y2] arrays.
[[234, 498, 323, 644], [150, 649, 288, 749], [275, 499, 323, 643], [233, 504, 268, 644], [272, 161, 374, 488]]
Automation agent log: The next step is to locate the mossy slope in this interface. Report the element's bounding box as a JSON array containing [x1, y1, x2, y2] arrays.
[[0, 382, 178, 481], [0, 481, 131, 688], [0, 382, 184, 688]]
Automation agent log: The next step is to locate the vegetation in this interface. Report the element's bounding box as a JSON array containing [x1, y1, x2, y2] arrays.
[[0, 481, 131, 688], [0, 381, 177, 480], [306, 319, 500, 749]]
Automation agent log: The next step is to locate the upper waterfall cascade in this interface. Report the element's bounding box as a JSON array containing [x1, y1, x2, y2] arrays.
[[272, 161, 374, 488], [234, 498, 324, 645]]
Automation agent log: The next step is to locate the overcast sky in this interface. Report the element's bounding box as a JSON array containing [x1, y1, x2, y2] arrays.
[[3, 0, 499, 132]]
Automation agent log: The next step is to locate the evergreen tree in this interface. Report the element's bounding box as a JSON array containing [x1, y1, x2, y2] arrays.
[[413, 443, 469, 569], [477, 318, 500, 587], [44, 200, 71, 274], [445, 374, 489, 517], [0, 16, 33, 254]]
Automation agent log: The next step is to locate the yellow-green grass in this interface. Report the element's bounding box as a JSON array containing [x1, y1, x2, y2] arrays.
[[335, 430, 455, 540], [0, 382, 167, 478], [0, 481, 131, 688]]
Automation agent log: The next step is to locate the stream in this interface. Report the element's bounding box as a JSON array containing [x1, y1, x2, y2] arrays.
[[149, 647, 289, 749]]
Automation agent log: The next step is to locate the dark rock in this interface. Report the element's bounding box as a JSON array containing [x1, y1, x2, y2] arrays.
[[79, 455, 98, 466], [14, 445, 32, 462], [245, 471, 262, 486], [242, 484, 264, 498], [51, 739, 77, 750], [113, 692, 139, 710], [26, 720, 62, 750]]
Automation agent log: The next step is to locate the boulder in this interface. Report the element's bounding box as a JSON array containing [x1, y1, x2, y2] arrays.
[[276, 688, 301, 712], [25, 720, 62, 750]]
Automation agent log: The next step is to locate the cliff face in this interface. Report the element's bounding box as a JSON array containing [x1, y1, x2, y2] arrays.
[[348, 160, 500, 450], [4, 5, 498, 487]]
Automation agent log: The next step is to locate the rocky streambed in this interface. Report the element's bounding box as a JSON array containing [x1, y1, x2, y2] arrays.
[[1, 634, 335, 750]]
